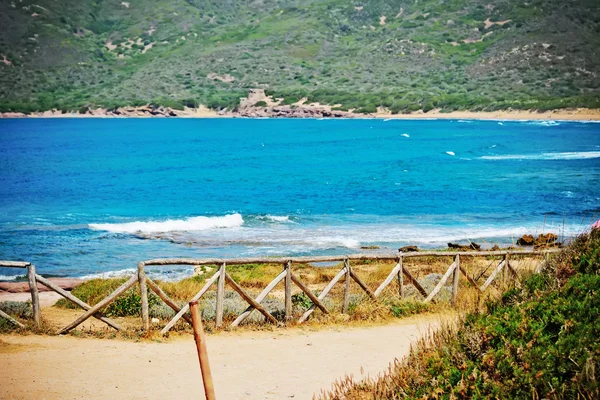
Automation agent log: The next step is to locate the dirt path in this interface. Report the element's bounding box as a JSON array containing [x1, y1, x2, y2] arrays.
[[0, 316, 444, 400]]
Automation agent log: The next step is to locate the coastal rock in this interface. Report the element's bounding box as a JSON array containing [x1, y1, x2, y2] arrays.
[[0, 278, 84, 293], [490, 244, 500, 251], [516, 234, 535, 246], [448, 242, 481, 251], [1, 112, 27, 118], [534, 233, 559, 248], [399, 245, 420, 252]]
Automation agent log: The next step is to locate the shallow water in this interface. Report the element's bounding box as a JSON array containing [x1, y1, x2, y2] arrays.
[[0, 118, 598, 279]]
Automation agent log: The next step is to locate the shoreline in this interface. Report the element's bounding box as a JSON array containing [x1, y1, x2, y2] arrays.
[[2, 107, 600, 121]]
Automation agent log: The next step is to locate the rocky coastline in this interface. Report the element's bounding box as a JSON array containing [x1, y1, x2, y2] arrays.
[[3, 89, 600, 120]]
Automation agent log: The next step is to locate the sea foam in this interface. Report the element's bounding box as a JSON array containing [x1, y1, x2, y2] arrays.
[[89, 213, 244, 233], [481, 151, 600, 161]]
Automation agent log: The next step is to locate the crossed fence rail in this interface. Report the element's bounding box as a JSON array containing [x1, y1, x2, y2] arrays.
[[0, 249, 558, 334]]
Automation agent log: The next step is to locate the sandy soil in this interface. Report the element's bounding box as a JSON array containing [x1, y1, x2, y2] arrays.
[[0, 315, 445, 399], [373, 107, 600, 121], [0, 292, 61, 308]]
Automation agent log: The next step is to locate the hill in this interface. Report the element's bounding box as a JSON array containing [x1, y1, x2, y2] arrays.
[[1, 0, 599, 114]]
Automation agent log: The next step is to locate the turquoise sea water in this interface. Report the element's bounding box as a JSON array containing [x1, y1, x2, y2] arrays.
[[0, 118, 599, 280]]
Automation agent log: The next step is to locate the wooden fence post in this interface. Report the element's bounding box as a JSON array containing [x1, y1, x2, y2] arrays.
[[397, 257, 404, 298], [451, 255, 460, 304], [284, 261, 292, 322], [343, 259, 351, 314], [27, 264, 41, 328], [190, 300, 217, 400], [138, 262, 149, 331], [215, 262, 226, 328]]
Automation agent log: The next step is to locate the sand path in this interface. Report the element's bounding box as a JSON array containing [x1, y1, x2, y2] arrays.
[[0, 316, 442, 399]]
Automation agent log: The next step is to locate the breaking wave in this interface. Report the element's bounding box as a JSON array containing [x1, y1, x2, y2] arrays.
[[481, 151, 600, 161], [89, 213, 244, 233]]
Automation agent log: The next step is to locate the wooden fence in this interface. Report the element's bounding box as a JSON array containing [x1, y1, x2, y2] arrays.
[[0, 249, 559, 334]]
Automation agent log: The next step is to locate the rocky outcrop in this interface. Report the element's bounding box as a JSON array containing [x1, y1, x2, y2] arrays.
[[516, 234, 535, 246], [448, 242, 481, 251], [399, 245, 420, 252], [516, 233, 560, 248], [0, 278, 84, 293]]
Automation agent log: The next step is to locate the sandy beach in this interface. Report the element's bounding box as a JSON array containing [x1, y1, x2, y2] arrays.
[[2, 107, 600, 121], [0, 315, 444, 400]]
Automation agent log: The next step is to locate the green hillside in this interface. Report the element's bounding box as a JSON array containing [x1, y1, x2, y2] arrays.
[[1, 0, 599, 113]]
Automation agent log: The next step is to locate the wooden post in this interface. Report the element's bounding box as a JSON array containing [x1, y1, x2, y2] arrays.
[[27, 264, 41, 329], [138, 262, 149, 331], [284, 261, 292, 322], [502, 253, 508, 285], [451, 255, 460, 305], [401, 266, 430, 299], [398, 257, 404, 298], [190, 300, 217, 400], [342, 260, 351, 313], [215, 262, 226, 328]]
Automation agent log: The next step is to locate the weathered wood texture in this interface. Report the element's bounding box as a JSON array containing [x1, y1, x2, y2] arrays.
[[398, 257, 404, 298], [298, 267, 347, 323], [459, 265, 482, 291], [146, 277, 193, 325], [451, 255, 460, 304], [290, 273, 329, 314], [480, 260, 506, 291], [342, 260, 351, 314], [0, 308, 25, 328], [0, 261, 30, 268], [215, 263, 226, 328], [35, 274, 121, 330], [58, 275, 138, 334], [225, 273, 277, 324], [27, 265, 41, 328], [190, 301, 217, 400], [142, 249, 559, 266], [401, 266, 430, 299], [160, 270, 220, 335], [349, 269, 375, 299], [284, 261, 292, 321], [231, 269, 286, 327], [424, 261, 457, 303], [374, 262, 402, 297], [138, 262, 149, 331]]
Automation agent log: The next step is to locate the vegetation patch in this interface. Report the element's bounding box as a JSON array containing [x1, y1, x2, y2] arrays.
[[319, 229, 600, 399]]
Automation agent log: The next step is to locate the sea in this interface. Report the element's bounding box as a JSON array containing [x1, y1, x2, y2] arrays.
[[0, 118, 599, 281]]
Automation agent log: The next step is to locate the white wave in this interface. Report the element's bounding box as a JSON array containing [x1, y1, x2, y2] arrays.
[[310, 237, 361, 249], [89, 213, 244, 233], [401, 133, 410, 138], [481, 151, 600, 161], [79, 268, 137, 280], [446, 151, 455, 156], [0, 275, 20, 281], [80, 267, 195, 282], [257, 215, 292, 223]]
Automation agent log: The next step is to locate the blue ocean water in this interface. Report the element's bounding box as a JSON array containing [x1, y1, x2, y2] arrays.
[[0, 118, 599, 280]]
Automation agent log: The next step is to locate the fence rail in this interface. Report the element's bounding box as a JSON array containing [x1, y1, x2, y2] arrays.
[[0, 249, 560, 334]]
